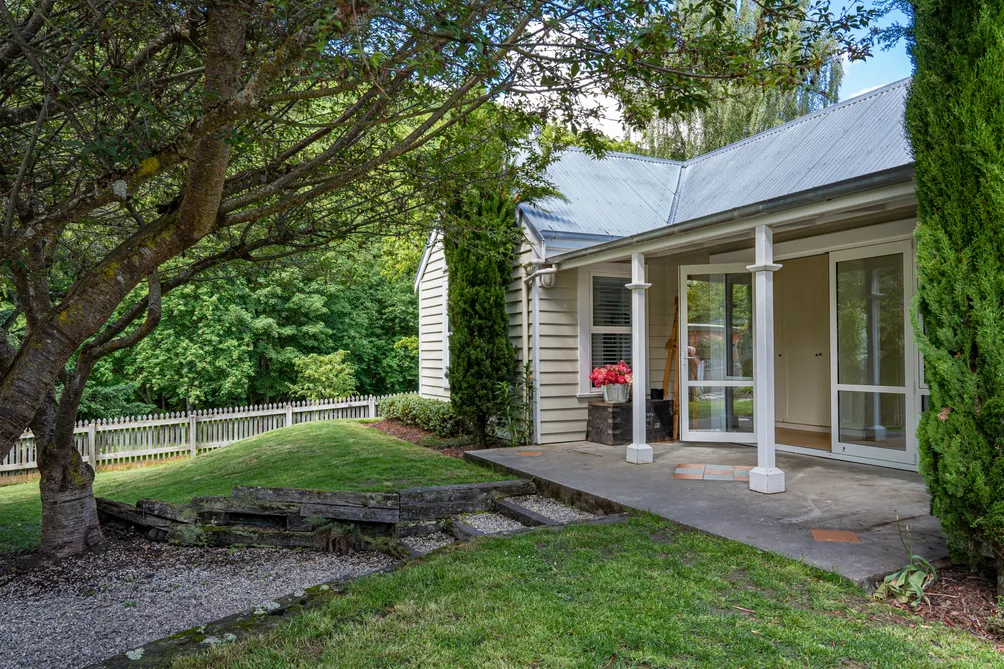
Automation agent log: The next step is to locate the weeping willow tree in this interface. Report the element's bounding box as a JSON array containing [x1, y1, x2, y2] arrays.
[[639, 1, 844, 160], [907, 0, 1004, 595]]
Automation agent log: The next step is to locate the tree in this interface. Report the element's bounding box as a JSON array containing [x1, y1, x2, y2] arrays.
[[443, 187, 520, 446], [907, 1, 1004, 595], [1, 0, 873, 556], [289, 351, 358, 400], [638, 1, 844, 160]]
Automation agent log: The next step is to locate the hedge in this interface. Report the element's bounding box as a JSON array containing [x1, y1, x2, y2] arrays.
[[379, 394, 466, 437]]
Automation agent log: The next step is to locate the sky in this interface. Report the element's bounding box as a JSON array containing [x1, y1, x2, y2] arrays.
[[839, 7, 913, 101]]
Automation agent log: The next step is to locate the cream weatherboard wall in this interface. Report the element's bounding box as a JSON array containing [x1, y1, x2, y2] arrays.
[[417, 239, 450, 400], [532, 251, 709, 444], [417, 234, 712, 444]]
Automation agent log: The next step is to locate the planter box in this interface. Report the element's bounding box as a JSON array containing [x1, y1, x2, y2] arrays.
[[585, 399, 674, 446]]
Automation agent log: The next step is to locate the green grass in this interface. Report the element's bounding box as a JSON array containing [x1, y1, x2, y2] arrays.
[[175, 515, 1001, 669], [0, 420, 503, 553]]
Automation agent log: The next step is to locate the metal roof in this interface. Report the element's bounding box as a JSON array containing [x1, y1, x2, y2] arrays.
[[518, 78, 913, 250], [519, 150, 682, 240]]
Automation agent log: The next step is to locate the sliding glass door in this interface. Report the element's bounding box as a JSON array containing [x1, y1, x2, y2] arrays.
[[680, 264, 756, 443], [829, 241, 916, 465]]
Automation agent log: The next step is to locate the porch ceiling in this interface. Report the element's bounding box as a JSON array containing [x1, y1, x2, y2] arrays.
[[466, 441, 946, 586]]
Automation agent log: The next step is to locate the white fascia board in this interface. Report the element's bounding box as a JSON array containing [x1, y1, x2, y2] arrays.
[[553, 181, 915, 271], [413, 229, 440, 294]]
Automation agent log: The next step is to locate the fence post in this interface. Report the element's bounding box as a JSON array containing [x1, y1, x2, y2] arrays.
[[87, 422, 98, 467], [285, 403, 293, 427], [368, 395, 377, 418], [188, 412, 197, 458]]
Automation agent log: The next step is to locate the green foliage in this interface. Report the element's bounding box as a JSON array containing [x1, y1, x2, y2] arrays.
[[91, 246, 418, 410], [873, 519, 938, 608], [874, 556, 937, 609], [907, 0, 1004, 579], [493, 363, 535, 447], [289, 351, 358, 400], [77, 383, 158, 421], [639, 2, 844, 161], [380, 394, 466, 438], [442, 187, 520, 446]]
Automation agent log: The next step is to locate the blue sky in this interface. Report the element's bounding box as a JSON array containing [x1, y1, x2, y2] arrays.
[[839, 7, 913, 100]]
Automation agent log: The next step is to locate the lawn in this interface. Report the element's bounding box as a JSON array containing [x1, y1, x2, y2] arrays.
[[0, 420, 504, 554], [175, 515, 1001, 669]]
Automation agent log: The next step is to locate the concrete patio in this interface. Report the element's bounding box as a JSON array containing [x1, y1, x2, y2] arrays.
[[466, 441, 948, 586]]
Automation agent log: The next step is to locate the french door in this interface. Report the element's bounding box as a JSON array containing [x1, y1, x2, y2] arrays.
[[680, 264, 756, 443], [829, 241, 916, 465]]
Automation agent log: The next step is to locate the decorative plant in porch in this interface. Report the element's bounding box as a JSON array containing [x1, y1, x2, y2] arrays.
[[907, 0, 1004, 596], [590, 361, 634, 403]]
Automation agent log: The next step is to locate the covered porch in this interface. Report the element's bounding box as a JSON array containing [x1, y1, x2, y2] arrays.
[[467, 441, 947, 585], [537, 176, 922, 488]]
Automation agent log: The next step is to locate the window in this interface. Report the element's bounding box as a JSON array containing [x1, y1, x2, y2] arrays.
[[591, 276, 632, 368], [578, 266, 634, 394]]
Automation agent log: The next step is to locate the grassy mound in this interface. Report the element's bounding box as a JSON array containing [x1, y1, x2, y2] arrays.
[[0, 420, 503, 553]]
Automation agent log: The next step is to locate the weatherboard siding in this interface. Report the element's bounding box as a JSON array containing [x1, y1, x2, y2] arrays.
[[418, 240, 450, 400]]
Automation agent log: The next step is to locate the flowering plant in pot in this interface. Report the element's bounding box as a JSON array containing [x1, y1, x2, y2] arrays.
[[589, 360, 633, 402]]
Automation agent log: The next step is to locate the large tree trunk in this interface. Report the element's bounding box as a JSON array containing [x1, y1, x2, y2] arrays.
[[33, 397, 106, 558], [37, 438, 105, 558]]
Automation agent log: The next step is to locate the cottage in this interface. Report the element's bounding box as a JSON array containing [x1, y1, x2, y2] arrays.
[[415, 78, 920, 493]]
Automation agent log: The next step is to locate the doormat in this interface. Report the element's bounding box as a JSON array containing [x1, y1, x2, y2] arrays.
[[673, 464, 754, 481], [518, 451, 543, 457]]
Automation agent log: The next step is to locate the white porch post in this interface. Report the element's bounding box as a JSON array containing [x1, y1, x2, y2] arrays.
[[626, 252, 653, 464], [747, 225, 785, 493]]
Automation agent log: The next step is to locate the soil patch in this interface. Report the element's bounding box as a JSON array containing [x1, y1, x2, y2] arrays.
[[890, 565, 1004, 650], [369, 419, 475, 457]]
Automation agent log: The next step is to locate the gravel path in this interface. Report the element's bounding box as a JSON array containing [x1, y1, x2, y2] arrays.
[[510, 495, 596, 523], [0, 528, 396, 669], [400, 532, 455, 556], [459, 512, 525, 533]]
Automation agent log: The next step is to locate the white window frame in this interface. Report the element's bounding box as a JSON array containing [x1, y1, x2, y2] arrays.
[[578, 263, 635, 396]]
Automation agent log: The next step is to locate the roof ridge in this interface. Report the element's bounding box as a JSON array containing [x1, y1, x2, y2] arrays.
[[681, 77, 911, 168], [560, 146, 683, 166]]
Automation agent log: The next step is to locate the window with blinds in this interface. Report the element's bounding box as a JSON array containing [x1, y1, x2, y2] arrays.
[[590, 276, 631, 368]]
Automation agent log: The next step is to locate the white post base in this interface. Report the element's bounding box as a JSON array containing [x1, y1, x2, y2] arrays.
[[625, 443, 654, 464], [748, 467, 785, 494]]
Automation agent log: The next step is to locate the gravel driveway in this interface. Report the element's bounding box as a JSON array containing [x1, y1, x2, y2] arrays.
[[0, 528, 396, 669]]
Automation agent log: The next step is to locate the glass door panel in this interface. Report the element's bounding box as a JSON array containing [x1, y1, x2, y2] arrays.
[[681, 265, 755, 443], [829, 242, 916, 465]]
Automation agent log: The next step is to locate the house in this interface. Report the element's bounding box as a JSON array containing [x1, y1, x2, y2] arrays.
[[414, 78, 920, 492]]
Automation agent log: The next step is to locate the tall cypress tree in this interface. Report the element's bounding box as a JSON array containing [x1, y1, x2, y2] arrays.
[[442, 189, 519, 446], [908, 1, 1004, 593]]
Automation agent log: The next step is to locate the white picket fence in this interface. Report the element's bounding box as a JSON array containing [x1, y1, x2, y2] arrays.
[[0, 395, 399, 476]]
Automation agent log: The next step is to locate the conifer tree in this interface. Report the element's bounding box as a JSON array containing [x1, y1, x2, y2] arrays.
[[908, 0, 1004, 594], [442, 189, 519, 447]]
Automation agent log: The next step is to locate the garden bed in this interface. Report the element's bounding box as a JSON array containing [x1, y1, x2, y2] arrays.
[[890, 565, 1004, 650], [368, 419, 476, 457]]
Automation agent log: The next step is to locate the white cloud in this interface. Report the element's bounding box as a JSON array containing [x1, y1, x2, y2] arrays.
[[846, 84, 883, 100]]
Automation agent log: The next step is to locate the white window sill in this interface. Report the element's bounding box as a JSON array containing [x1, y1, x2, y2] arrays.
[[576, 391, 603, 399]]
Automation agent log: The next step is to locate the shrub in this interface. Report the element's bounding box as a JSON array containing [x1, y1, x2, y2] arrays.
[[908, 0, 1004, 594], [442, 187, 520, 446], [380, 394, 466, 437]]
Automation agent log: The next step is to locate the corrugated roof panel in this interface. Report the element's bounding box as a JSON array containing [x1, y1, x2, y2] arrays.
[[520, 78, 913, 246], [519, 150, 682, 239], [671, 80, 912, 224]]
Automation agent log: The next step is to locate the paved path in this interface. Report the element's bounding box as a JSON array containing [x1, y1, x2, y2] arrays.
[[468, 441, 947, 586]]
